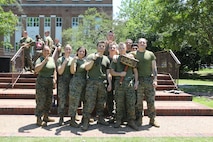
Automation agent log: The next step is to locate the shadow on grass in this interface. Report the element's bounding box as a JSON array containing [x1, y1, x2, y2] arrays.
[[180, 72, 213, 81], [178, 85, 213, 96]]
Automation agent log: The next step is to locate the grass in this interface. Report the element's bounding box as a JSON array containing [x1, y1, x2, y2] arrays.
[[178, 80, 213, 94], [1, 69, 213, 141], [0, 137, 213, 142], [178, 68, 213, 108], [193, 96, 213, 108]]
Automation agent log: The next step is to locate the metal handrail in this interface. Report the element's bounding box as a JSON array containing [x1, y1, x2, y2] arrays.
[[169, 49, 181, 85], [10, 46, 25, 88], [169, 49, 181, 65]]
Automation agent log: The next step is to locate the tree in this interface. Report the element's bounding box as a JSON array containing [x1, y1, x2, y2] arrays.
[[62, 8, 113, 53], [154, 0, 213, 55], [116, 0, 159, 42], [0, 0, 18, 47], [117, 0, 213, 72]]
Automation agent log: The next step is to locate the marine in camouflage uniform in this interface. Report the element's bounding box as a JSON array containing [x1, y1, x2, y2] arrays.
[[19, 31, 34, 72], [82, 41, 112, 131], [35, 45, 56, 127], [106, 42, 118, 117], [110, 42, 139, 131], [69, 55, 87, 127], [57, 44, 73, 125], [44, 31, 54, 53], [132, 38, 160, 128]]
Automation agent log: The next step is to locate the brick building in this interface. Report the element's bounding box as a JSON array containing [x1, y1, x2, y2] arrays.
[[0, 0, 113, 57]]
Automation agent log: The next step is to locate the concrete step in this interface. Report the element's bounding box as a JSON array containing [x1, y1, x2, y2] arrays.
[[10, 83, 36, 89], [157, 80, 175, 85], [156, 85, 177, 90], [0, 99, 212, 116], [0, 88, 57, 99], [0, 89, 192, 101]]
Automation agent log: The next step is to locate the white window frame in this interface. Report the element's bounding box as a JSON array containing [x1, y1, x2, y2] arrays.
[[27, 17, 39, 27], [56, 17, 62, 27], [44, 17, 51, 27], [72, 17, 79, 28]]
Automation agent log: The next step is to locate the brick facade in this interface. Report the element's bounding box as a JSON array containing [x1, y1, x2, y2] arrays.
[[0, 0, 112, 57]]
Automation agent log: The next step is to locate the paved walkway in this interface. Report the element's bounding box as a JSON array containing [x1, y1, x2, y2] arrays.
[[0, 115, 213, 137]]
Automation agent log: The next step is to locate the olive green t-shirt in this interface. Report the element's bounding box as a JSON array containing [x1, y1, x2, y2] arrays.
[[36, 56, 56, 77], [19, 36, 34, 52], [110, 55, 134, 80], [87, 53, 110, 80], [74, 59, 87, 78], [133, 50, 156, 77], [57, 56, 72, 76], [45, 36, 53, 49]]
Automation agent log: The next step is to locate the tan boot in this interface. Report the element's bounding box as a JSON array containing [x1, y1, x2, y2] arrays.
[[70, 117, 79, 128], [128, 120, 139, 131], [36, 117, 42, 126], [97, 116, 109, 126], [81, 117, 89, 131], [149, 118, 160, 128], [114, 119, 121, 128], [43, 114, 55, 122]]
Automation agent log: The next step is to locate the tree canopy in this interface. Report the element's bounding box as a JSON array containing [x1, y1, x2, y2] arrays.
[[117, 0, 213, 55], [62, 8, 113, 53], [116, 0, 213, 72], [0, 0, 18, 36]]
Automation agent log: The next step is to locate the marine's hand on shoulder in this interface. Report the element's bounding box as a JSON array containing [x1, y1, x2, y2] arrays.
[[112, 55, 119, 63]]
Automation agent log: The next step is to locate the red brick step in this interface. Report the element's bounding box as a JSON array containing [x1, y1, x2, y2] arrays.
[[0, 99, 212, 116]]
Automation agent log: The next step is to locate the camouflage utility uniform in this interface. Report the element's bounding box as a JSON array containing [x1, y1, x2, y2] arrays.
[[20, 36, 34, 71], [35, 56, 55, 119], [68, 59, 87, 119], [133, 50, 157, 124], [110, 55, 137, 129], [57, 56, 73, 118], [82, 53, 110, 130]]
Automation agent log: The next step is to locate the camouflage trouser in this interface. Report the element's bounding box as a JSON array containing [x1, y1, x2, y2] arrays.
[[136, 76, 156, 119], [57, 75, 71, 116], [35, 77, 53, 117], [24, 50, 33, 70], [106, 78, 115, 116], [114, 80, 136, 121], [68, 76, 86, 117], [82, 79, 107, 119]]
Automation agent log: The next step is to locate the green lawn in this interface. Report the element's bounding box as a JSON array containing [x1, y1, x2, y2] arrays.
[[178, 79, 213, 94], [178, 68, 213, 108], [0, 137, 213, 142]]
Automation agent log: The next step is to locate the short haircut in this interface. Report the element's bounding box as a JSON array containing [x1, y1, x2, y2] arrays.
[[97, 40, 106, 46], [131, 43, 138, 48], [76, 46, 87, 57]]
